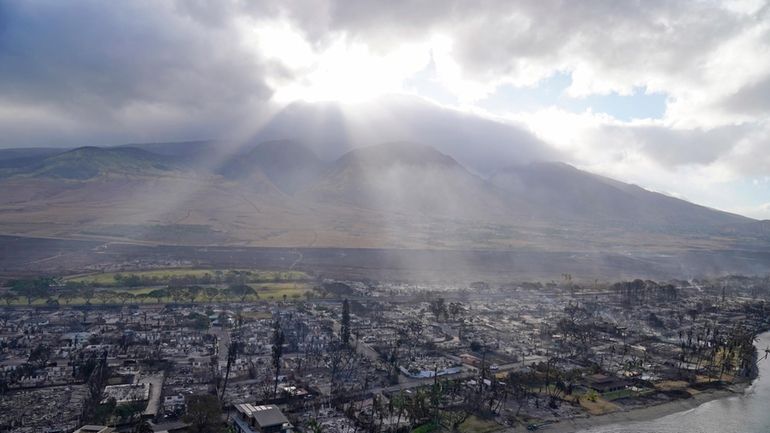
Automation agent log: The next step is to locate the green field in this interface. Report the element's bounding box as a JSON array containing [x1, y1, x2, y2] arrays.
[[64, 268, 310, 286], [2, 281, 313, 306], [248, 282, 311, 299]]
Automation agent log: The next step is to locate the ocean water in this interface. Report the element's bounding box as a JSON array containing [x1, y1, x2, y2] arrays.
[[578, 332, 770, 433]]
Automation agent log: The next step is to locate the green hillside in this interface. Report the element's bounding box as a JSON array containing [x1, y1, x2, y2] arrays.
[[0, 146, 181, 180]]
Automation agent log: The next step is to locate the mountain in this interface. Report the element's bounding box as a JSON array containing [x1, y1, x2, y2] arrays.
[[0, 147, 69, 171], [0, 140, 766, 261], [490, 162, 751, 232], [0, 146, 182, 180], [237, 95, 557, 174], [220, 140, 326, 194], [118, 140, 216, 157], [0, 147, 65, 162], [303, 142, 510, 219]]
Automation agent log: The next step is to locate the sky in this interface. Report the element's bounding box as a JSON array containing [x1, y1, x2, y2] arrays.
[[0, 0, 769, 219]]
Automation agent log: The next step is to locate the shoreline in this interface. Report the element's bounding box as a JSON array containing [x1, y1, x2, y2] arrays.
[[510, 329, 770, 433], [506, 381, 751, 433]]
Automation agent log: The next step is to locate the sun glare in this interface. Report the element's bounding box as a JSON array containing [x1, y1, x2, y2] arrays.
[[240, 18, 431, 104]]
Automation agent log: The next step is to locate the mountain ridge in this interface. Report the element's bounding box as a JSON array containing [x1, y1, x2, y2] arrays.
[[0, 140, 764, 254]]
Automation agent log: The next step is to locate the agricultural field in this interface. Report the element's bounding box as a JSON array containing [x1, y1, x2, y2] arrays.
[[0, 282, 314, 306], [64, 268, 310, 286], [1, 268, 315, 306]]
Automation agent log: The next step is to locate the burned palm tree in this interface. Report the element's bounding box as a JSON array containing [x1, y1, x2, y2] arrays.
[[272, 320, 285, 398], [220, 338, 240, 404]]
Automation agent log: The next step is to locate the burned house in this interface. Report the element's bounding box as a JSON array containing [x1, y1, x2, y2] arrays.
[[585, 374, 628, 394], [232, 404, 293, 433]]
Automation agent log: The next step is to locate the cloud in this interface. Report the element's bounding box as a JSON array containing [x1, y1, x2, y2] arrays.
[[179, 0, 770, 183], [723, 76, 770, 115], [0, 0, 273, 147], [262, 1, 770, 109], [0, 0, 768, 218], [252, 95, 559, 173], [2, 1, 769, 137]]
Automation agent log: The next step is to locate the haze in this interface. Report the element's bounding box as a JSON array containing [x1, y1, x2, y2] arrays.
[[1, 0, 769, 219], [4, 4, 770, 433]]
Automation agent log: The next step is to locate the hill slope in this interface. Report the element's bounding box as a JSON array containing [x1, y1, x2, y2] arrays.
[[302, 142, 512, 219], [220, 140, 326, 194], [0, 146, 183, 180], [0, 141, 765, 257], [490, 162, 750, 232]]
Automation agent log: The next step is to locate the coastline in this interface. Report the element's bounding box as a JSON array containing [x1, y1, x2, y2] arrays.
[[505, 381, 751, 433], [507, 329, 770, 433]]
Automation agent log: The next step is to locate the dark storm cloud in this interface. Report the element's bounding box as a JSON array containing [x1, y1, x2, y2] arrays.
[[0, 0, 563, 169], [0, 0, 272, 147]]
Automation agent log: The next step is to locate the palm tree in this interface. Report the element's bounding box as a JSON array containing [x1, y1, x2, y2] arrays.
[[393, 391, 406, 429], [307, 419, 325, 433]]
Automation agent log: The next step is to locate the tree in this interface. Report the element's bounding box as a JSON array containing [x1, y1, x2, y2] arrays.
[[11, 285, 44, 305], [272, 320, 285, 397], [63, 280, 85, 292], [93, 397, 117, 425], [506, 371, 532, 417], [122, 274, 142, 287], [226, 284, 256, 302], [28, 343, 52, 368], [220, 340, 240, 403], [95, 290, 116, 304], [11, 281, 46, 305], [133, 419, 154, 433], [80, 287, 96, 305], [307, 419, 325, 433], [341, 299, 351, 346], [183, 394, 224, 433], [59, 291, 78, 305], [429, 297, 447, 321], [168, 287, 186, 303], [117, 292, 135, 305], [187, 312, 211, 331], [185, 286, 202, 303], [45, 297, 59, 308], [204, 287, 219, 303], [148, 288, 168, 304], [1, 292, 17, 306]]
